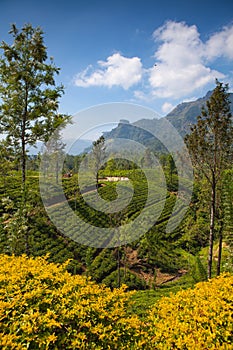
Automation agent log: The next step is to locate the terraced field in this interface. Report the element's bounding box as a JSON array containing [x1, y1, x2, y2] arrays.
[[0, 168, 193, 288]]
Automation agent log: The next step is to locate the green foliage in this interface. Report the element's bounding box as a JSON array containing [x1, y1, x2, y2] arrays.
[[185, 80, 233, 183], [0, 22, 233, 298], [0, 140, 16, 179], [178, 208, 209, 254], [91, 136, 106, 187], [191, 256, 208, 283], [102, 268, 147, 290], [88, 249, 117, 282], [1, 161, 233, 290], [185, 80, 233, 278], [222, 170, 233, 246], [0, 23, 71, 185], [104, 158, 139, 172], [1, 197, 32, 255], [129, 273, 194, 319]]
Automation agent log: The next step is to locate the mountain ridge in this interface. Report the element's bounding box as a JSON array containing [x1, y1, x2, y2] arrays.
[[103, 90, 233, 151], [165, 90, 233, 135]]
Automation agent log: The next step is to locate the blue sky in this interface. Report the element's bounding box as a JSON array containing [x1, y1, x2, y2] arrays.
[[1, 0, 233, 119]]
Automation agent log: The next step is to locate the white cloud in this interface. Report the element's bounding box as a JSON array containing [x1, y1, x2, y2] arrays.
[[74, 21, 233, 103], [133, 90, 152, 102], [149, 63, 223, 98], [205, 25, 233, 61], [74, 53, 143, 90], [149, 21, 225, 99], [153, 21, 204, 67], [162, 102, 174, 114]]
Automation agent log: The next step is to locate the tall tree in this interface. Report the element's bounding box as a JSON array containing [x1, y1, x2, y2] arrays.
[[43, 126, 66, 184], [142, 148, 154, 168], [92, 136, 106, 189], [0, 24, 70, 188], [185, 80, 233, 278], [167, 154, 176, 185]]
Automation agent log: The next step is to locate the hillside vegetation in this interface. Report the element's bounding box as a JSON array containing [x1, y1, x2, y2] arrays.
[[0, 24, 233, 349], [0, 168, 195, 289], [0, 255, 232, 350]]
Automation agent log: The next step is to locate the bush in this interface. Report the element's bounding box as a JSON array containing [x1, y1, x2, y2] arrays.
[[0, 254, 144, 349], [147, 273, 233, 349], [191, 256, 207, 283], [0, 255, 232, 349], [102, 268, 147, 290], [88, 249, 117, 282]]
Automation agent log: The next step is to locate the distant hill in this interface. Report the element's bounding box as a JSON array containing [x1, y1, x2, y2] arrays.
[[166, 91, 233, 136], [104, 91, 233, 152], [103, 121, 168, 153], [67, 139, 92, 155]]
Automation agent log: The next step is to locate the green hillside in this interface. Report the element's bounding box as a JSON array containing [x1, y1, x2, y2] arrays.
[[1, 165, 232, 292]]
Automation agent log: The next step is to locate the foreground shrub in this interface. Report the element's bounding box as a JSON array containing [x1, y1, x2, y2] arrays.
[[1, 254, 232, 349], [147, 273, 233, 349], [0, 254, 144, 349]]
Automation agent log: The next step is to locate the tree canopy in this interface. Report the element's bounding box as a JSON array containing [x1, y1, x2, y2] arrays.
[[185, 80, 233, 278], [0, 24, 71, 185]]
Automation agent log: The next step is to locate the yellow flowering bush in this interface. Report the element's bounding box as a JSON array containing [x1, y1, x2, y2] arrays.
[[147, 273, 233, 349], [0, 254, 145, 349], [1, 254, 232, 349]]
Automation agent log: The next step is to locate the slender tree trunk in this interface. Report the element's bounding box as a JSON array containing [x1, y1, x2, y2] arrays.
[[22, 140, 26, 188], [56, 154, 59, 185], [217, 220, 223, 276], [25, 231, 30, 256], [22, 87, 29, 255], [22, 124, 29, 256], [117, 246, 121, 288], [96, 172, 99, 191], [22, 141, 30, 256], [124, 246, 127, 279], [22, 85, 28, 189], [208, 183, 216, 279]]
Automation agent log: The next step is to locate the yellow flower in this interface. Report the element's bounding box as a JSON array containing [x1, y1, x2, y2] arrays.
[[46, 333, 57, 344]]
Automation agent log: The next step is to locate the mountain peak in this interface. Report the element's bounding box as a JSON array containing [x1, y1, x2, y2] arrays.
[[205, 90, 213, 99], [165, 90, 233, 135], [104, 90, 233, 153]]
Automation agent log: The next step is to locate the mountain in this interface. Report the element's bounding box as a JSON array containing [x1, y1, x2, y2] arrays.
[[67, 139, 92, 155], [166, 91, 233, 136], [103, 121, 168, 153], [103, 91, 233, 152]]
